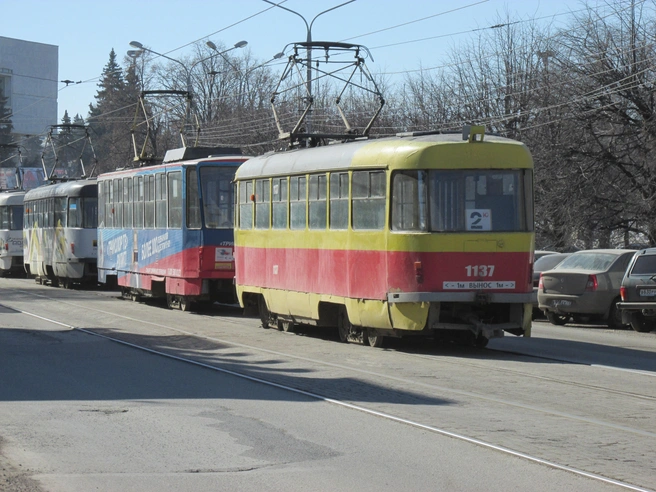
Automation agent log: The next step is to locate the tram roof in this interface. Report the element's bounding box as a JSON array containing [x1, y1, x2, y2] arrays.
[[98, 154, 248, 179], [236, 132, 531, 179], [24, 179, 98, 200], [0, 190, 26, 205]]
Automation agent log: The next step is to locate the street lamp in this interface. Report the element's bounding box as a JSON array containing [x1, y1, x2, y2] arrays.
[[205, 40, 248, 73], [262, 0, 355, 132]]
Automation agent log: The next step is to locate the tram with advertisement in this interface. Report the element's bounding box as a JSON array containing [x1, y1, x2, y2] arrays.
[[234, 126, 535, 347], [96, 147, 247, 310], [23, 179, 98, 287], [0, 167, 47, 276]]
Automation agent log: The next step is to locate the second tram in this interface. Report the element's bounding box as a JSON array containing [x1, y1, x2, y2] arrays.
[[97, 147, 247, 309], [234, 127, 535, 347], [23, 179, 99, 287]]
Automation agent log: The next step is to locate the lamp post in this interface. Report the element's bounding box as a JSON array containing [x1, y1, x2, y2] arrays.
[[262, 0, 355, 132], [128, 40, 247, 95], [206, 40, 248, 73]]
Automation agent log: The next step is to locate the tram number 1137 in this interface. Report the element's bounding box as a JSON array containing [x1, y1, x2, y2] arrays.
[[465, 265, 495, 277]]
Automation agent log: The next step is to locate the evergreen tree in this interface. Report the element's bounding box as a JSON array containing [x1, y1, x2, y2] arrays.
[[88, 49, 133, 172]]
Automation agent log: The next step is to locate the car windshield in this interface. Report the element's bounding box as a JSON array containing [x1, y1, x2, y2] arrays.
[[555, 252, 617, 271], [534, 254, 568, 271], [630, 254, 656, 274]]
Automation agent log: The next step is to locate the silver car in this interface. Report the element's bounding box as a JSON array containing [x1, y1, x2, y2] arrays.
[[537, 249, 635, 328]]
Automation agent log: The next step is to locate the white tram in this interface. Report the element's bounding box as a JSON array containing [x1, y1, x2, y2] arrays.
[[0, 190, 26, 276], [23, 179, 98, 287]]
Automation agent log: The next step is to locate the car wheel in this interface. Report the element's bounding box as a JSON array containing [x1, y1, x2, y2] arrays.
[[630, 312, 655, 333], [546, 311, 569, 326], [607, 300, 626, 329]]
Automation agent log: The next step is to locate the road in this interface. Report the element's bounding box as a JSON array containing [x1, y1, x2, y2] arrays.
[[1, 278, 655, 492]]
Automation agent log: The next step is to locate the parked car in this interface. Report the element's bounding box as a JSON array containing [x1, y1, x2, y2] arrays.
[[534, 250, 559, 262], [537, 249, 636, 328], [532, 253, 572, 316], [616, 248, 656, 333]]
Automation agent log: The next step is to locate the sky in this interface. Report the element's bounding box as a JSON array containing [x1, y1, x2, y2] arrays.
[[3, 0, 606, 125]]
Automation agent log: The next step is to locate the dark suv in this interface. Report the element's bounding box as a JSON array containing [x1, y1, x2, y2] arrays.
[[617, 248, 656, 333]]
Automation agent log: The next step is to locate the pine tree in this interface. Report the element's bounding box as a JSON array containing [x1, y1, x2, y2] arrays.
[[88, 49, 133, 172]]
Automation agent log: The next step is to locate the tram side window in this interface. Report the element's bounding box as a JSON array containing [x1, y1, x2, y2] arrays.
[[145, 175, 155, 228], [124, 177, 132, 228], [0, 207, 8, 229], [35, 200, 41, 227], [105, 180, 113, 228], [168, 171, 182, 229], [98, 182, 105, 227], [186, 168, 201, 229], [238, 180, 253, 229], [254, 179, 270, 229], [391, 171, 427, 231], [309, 174, 327, 229], [49, 198, 55, 227], [155, 173, 167, 228], [290, 176, 306, 230], [329, 172, 349, 230], [114, 178, 123, 228], [134, 176, 144, 228], [54, 197, 67, 227], [352, 170, 386, 230], [23, 204, 31, 229], [272, 177, 288, 229]]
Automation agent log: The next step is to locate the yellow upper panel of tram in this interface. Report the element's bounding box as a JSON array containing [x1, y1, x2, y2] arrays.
[[235, 133, 533, 180]]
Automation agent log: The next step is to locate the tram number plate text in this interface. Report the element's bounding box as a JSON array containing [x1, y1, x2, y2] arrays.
[[443, 281, 515, 290]]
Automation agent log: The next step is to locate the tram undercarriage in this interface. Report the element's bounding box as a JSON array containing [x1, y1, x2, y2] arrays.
[[246, 290, 531, 349]]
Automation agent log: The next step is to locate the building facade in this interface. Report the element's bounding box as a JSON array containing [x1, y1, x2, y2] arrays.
[[0, 36, 58, 138]]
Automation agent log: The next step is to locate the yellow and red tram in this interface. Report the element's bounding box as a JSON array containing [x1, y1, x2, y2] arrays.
[[234, 127, 534, 347]]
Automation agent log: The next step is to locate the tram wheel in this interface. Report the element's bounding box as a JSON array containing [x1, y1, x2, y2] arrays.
[[473, 335, 489, 348], [258, 296, 274, 329], [365, 329, 384, 348], [179, 297, 192, 312], [277, 320, 294, 332], [337, 307, 351, 343]]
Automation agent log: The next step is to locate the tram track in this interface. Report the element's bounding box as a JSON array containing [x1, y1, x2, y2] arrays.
[[12, 282, 656, 406], [5, 283, 656, 437], [1, 292, 653, 492]]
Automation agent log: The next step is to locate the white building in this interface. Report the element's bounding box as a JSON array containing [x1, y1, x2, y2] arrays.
[[0, 36, 58, 138]]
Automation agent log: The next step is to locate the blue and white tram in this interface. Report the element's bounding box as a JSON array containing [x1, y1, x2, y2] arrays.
[[23, 179, 98, 287], [97, 147, 247, 310], [0, 191, 26, 276]]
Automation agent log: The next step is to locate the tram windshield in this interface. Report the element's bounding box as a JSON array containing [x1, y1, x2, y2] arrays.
[[68, 197, 98, 229], [200, 167, 237, 229], [391, 169, 532, 232]]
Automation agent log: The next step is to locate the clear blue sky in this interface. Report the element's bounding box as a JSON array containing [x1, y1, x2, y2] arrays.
[[4, 0, 602, 125]]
